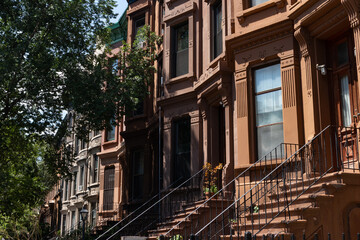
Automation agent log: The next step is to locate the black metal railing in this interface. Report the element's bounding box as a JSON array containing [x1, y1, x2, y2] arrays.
[[163, 143, 299, 240], [241, 231, 360, 239], [96, 169, 204, 240], [192, 125, 360, 239]]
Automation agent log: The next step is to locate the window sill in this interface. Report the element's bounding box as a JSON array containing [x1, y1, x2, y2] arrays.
[[125, 113, 146, 123], [209, 52, 225, 69], [103, 139, 117, 147], [88, 182, 99, 188], [167, 73, 193, 85], [237, 0, 286, 24]]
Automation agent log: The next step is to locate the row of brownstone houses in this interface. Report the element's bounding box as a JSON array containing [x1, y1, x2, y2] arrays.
[[42, 0, 360, 239]]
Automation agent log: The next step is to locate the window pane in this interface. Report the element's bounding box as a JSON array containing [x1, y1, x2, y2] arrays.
[[254, 64, 281, 93], [173, 117, 191, 183], [106, 123, 116, 141], [251, 0, 268, 7], [340, 75, 351, 127], [337, 42, 349, 66], [255, 90, 283, 126], [255, 64, 283, 158], [133, 150, 144, 199], [257, 124, 284, 158], [173, 22, 189, 77], [213, 1, 222, 59]]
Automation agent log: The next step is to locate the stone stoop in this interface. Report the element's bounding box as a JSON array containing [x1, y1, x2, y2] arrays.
[[221, 171, 360, 239], [147, 198, 233, 240]]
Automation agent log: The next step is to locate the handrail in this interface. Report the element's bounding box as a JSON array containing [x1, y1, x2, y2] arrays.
[[106, 169, 204, 239], [164, 143, 299, 237], [96, 168, 204, 240], [194, 125, 358, 238], [96, 176, 184, 240]]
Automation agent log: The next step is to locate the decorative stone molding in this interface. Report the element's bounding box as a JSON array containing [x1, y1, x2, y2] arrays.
[[127, 0, 150, 15], [236, 80, 248, 118], [294, 27, 313, 93], [341, 0, 360, 28], [198, 98, 209, 120], [164, 1, 196, 22], [196, 65, 220, 87], [237, 0, 286, 24], [294, 27, 310, 58]]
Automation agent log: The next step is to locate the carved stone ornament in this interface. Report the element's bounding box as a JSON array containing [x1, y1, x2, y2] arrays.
[[164, 1, 195, 22], [341, 0, 360, 28], [294, 27, 311, 58]]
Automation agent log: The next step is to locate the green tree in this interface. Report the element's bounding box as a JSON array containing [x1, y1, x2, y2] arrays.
[[0, 0, 160, 238]]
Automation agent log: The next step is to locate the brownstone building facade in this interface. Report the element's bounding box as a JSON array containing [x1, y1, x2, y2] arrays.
[[44, 0, 360, 239]]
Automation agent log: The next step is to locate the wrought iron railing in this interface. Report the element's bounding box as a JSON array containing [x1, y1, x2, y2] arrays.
[[96, 169, 204, 240], [163, 143, 299, 239], [191, 125, 360, 239]]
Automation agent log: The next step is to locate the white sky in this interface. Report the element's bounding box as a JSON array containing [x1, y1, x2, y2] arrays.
[[111, 0, 129, 23]]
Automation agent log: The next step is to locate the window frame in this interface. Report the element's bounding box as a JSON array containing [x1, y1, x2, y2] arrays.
[[132, 149, 145, 200], [172, 116, 191, 184], [171, 21, 189, 78], [92, 154, 99, 183], [252, 62, 284, 159], [211, 0, 223, 60]]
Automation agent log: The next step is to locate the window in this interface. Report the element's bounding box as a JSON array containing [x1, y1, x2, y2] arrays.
[[81, 139, 86, 150], [73, 172, 77, 195], [64, 180, 69, 200], [103, 167, 115, 210], [250, 0, 268, 7], [133, 100, 144, 116], [157, 58, 164, 97], [79, 166, 84, 191], [172, 22, 189, 78], [93, 155, 98, 183], [91, 204, 97, 226], [71, 211, 75, 230], [112, 58, 119, 75], [254, 63, 283, 158], [212, 1, 222, 60], [106, 120, 116, 141], [62, 215, 66, 235], [75, 138, 80, 154], [134, 16, 145, 47], [132, 150, 144, 199], [172, 117, 191, 183]]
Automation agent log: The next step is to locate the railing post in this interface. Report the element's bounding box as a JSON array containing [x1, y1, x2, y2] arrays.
[[190, 234, 198, 240], [314, 233, 318, 240], [245, 232, 252, 240], [328, 233, 331, 240]]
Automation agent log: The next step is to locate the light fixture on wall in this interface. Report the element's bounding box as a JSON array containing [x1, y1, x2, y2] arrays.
[[316, 64, 327, 76]]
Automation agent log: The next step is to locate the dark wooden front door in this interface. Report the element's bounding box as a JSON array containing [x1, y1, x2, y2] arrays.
[[328, 32, 359, 167]]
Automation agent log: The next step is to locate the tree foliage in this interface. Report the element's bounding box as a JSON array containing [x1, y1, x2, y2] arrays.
[[0, 0, 160, 238]]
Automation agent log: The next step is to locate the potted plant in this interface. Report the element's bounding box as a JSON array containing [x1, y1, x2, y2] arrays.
[[203, 162, 223, 198]]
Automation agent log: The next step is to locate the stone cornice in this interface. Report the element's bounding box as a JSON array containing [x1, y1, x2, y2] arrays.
[[163, 1, 196, 22]]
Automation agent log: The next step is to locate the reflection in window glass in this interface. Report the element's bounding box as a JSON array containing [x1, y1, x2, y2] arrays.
[[133, 150, 144, 199], [250, 0, 268, 7], [254, 63, 283, 158], [172, 22, 189, 77], [212, 1, 222, 59], [337, 42, 349, 66], [340, 75, 351, 127]]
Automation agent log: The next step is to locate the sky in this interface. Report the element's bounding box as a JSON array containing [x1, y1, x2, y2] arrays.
[[111, 0, 129, 23]]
